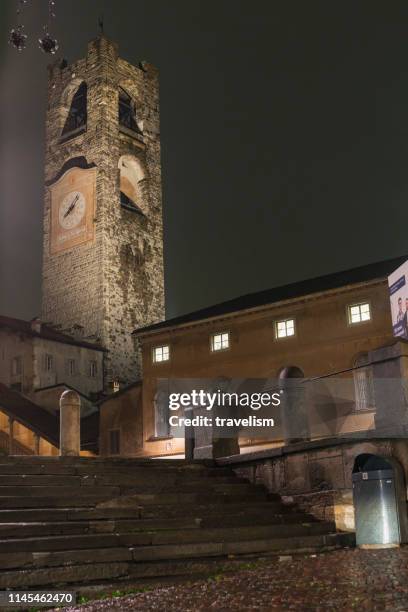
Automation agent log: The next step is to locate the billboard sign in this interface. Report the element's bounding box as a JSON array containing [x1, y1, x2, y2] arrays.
[[388, 260, 408, 339]]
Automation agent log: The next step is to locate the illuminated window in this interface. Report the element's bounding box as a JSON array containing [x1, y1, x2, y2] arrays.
[[89, 361, 98, 378], [348, 303, 371, 324], [275, 318, 295, 339], [153, 345, 170, 363], [211, 332, 230, 352]]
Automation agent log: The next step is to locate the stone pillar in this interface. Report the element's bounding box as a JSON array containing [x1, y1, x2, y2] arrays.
[[369, 341, 408, 436], [59, 390, 81, 456]]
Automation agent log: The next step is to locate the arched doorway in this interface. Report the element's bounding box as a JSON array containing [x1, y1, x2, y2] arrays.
[[278, 366, 309, 444]]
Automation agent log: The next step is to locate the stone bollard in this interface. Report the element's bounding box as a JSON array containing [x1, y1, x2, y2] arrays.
[[59, 390, 81, 456]]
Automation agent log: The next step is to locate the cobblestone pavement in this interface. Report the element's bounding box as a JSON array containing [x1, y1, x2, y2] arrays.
[[62, 547, 408, 611]]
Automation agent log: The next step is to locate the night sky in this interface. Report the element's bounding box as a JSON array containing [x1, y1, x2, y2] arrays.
[[2, 1, 408, 322]]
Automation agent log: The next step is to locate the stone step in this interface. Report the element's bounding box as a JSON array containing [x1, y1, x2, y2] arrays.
[[0, 517, 201, 538], [0, 475, 84, 486], [0, 495, 113, 509], [0, 473, 243, 487], [120, 483, 266, 496], [0, 459, 230, 477], [0, 501, 293, 523], [0, 522, 335, 554], [0, 464, 234, 477], [0, 507, 143, 522], [0, 511, 317, 538], [0, 481, 253, 497], [0, 457, 353, 592], [0, 532, 355, 588], [0, 485, 121, 497], [131, 531, 352, 561], [80, 474, 245, 487], [99, 489, 269, 508], [138, 500, 289, 518]]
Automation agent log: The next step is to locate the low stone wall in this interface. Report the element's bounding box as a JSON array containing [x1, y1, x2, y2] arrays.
[[218, 437, 408, 532]]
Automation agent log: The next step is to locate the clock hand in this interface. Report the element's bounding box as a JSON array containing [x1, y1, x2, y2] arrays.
[[64, 194, 80, 218]]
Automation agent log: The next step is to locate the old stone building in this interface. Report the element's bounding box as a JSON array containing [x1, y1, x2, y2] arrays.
[[0, 315, 104, 401], [98, 254, 407, 457], [0, 316, 103, 455], [41, 35, 165, 389]]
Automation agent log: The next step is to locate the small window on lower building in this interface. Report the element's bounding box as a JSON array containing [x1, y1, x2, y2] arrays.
[[153, 345, 170, 363], [45, 354, 54, 372], [89, 361, 98, 378], [11, 356, 22, 376], [109, 429, 120, 455], [68, 359, 76, 376], [211, 332, 230, 352], [348, 302, 371, 324], [275, 318, 295, 339]]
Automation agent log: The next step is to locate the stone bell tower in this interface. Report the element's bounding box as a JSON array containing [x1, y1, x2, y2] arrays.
[[41, 35, 165, 387]]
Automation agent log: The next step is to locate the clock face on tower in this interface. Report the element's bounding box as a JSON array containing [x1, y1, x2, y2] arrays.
[[49, 166, 96, 254], [59, 191, 86, 229]]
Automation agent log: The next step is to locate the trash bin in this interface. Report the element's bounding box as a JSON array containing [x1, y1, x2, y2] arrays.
[[352, 454, 408, 548]]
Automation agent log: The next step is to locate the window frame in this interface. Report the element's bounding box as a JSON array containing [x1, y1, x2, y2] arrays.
[[45, 354, 54, 372], [89, 360, 98, 378], [274, 317, 296, 340], [11, 356, 23, 377], [347, 301, 372, 326], [68, 358, 76, 377], [152, 344, 170, 364], [210, 331, 231, 353], [118, 87, 142, 135], [61, 82, 88, 141]]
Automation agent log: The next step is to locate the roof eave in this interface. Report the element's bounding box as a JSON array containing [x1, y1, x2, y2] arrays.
[[133, 276, 387, 340]]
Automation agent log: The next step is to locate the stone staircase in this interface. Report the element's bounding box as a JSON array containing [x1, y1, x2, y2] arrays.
[[0, 456, 354, 590]]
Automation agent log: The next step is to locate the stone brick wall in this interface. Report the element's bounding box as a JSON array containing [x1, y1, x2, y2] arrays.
[[221, 439, 408, 532], [0, 329, 103, 400], [42, 36, 165, 388]]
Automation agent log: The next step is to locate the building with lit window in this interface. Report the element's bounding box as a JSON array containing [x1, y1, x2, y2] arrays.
[[98, 254, 408, 458]]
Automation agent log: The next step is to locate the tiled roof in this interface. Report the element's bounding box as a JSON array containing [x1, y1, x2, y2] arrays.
[[0, 315, 105, 352], [133, 254, 407, 335]]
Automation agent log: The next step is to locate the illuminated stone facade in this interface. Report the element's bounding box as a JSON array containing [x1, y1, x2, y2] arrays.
[[42, 35, 165, 387]]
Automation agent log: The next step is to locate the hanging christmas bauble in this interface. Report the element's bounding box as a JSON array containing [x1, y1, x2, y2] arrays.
[[38, 32, 58, 54], [9, 26, 27, 51]]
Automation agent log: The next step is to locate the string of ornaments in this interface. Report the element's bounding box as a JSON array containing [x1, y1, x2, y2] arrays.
[[9, 0, 59, 54]]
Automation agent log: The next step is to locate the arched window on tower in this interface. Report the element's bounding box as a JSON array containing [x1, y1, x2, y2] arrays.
[[119, 155, 146, 215], [119, 88, 142, 134], [61, 82, 87, 139]]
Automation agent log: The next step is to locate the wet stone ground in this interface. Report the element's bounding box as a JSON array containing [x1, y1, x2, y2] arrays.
[[61, 547, 408, 611]]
